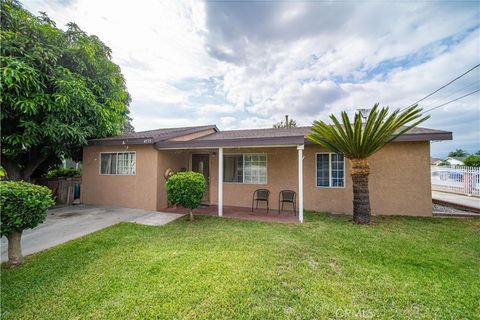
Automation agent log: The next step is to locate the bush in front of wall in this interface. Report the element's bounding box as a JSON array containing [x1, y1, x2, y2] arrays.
[[166, 171, 206, 221]]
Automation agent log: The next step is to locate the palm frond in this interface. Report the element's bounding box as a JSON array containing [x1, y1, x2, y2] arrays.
[[306, 104, 429, 159]]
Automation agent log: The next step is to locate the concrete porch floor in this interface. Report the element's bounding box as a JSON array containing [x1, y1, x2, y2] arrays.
[[162, 205, 300, 223]]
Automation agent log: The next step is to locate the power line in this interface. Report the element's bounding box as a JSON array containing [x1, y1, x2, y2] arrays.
[[423, 88, 480, 113], [423, 80, 479, 108], [402, 63, 480, 111]]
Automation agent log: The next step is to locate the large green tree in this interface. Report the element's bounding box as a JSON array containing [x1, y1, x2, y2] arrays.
[[448, 149, 468, 158], [0, 0, 131, 180], [307, 104, 428, 224], [463, 155, 480, 167]]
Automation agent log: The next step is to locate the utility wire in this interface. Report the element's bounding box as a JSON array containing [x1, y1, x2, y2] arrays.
[[422, 80, 479, 108], [401, 63, 480, 111], [423, 88, 480, 113]]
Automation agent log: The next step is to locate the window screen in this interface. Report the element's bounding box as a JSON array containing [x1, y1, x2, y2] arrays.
[[223, 154, 266, 184], [100, 152, 136, 175]]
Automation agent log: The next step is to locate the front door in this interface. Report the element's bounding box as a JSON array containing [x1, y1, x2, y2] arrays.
[[192, 154, 210, 203]]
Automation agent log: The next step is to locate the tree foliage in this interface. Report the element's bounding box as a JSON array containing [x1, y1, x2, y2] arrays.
[[463, 155, 480, 167], [307, 104, 429, 224], [448, 149, 468, 158], [122, 115, 135, 134], [0, 181, 54, 237], [307, 104, 429, 159], [0, 0, 131, 180], [166, 172, 206, 221], [273, 115, 297, 128], [44, 167, 81, 178]]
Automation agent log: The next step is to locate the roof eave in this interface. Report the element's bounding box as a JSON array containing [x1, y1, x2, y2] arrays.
[[155, 136, 306, 149], [391, 131, 453, 142], [152, 125, 219, 143], [303, 131, 453, 144], [87, 125, 219, 146], [88, 137, 155, 146]]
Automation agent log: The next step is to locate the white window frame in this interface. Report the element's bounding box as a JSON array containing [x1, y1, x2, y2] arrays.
[[223, 153, 267, 185], [99, 151, 136, 176], [315, 152, 345, 188]]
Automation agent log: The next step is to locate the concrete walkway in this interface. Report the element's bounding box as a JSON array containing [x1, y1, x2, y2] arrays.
[[1, 205, 185, 262], [432, 191, 480, 212]]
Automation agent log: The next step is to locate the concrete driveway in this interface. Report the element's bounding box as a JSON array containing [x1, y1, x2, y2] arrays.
[[1, 205, 185, 262]]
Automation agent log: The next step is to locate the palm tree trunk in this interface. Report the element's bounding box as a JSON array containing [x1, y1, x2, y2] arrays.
[[350, 158, 371, 224]]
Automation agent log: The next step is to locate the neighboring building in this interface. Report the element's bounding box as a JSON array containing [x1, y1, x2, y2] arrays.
[[82, 125, 452, 221], [446, 157, 466, 166], [430, 157, 443, 166]]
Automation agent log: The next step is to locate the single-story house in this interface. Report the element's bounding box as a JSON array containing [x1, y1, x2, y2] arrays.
[[430, 157, 444, 166], [446, 157, 466, 166], [82, 125, 452, 222]]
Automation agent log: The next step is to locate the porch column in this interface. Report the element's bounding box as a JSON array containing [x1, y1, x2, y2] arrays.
[[297, 145, 304, 223], [218, 147, 223, 217]]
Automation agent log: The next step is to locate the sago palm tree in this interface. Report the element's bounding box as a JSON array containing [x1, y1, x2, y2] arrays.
[[307, 103, 429, 224]]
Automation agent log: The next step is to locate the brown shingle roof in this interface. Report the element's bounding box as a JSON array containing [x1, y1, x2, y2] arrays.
[[155, 125, 452, 149], [88, 125, 218, 146], [88, 123, 452, 148], [197, 127, 310, 140], [197, 126, 450, 141]]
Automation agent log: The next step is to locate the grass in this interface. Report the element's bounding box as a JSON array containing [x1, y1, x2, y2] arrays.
[[1, 212, 479, 319]]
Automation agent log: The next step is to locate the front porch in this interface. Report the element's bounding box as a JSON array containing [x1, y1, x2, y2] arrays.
[[158, 144, 305, 223], [162, 205, 299, 223]]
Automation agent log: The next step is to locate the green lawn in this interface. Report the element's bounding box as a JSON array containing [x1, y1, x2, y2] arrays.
[[2, 213, 479, 319]]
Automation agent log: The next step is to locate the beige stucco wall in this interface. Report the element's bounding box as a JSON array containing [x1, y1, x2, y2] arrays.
[[366, 141, 432, 216], [303, 142, 432, 216], [82, 141, 432, 216], [207, 142, 432, 216], [209, 147, 298, 211], [82, 145, 159, 210], [156, 151, 189, 209]]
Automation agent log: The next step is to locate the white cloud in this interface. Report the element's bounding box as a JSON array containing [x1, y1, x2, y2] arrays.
[[24, 0, 220, 104], [220, 116, 236, 127], [22, 0, 480, 156]]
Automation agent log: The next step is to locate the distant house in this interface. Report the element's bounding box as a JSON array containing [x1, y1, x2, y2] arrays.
[[81, 124, 452, 220], [430, 157, 443, 166], [446, 157, 466, 166]]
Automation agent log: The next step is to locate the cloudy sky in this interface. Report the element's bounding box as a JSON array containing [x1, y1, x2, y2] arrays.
[[23, 0, 479, 157]]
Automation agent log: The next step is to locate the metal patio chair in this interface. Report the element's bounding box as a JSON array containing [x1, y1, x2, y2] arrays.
[[278, 190, 296, 215], [252, 189, 270, 213]]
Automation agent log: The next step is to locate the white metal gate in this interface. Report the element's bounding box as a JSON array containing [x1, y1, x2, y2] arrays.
[[431, 165, 480, 197]]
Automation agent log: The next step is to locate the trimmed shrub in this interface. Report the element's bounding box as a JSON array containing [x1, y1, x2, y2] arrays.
[[45, 168, 81, 178], [0, 181, 55, 266], [166, 171, 206, 221]]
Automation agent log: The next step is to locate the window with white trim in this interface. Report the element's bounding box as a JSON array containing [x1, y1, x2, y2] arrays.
[[100, 152, 136, 175], [316, 153, 345, 187], [224, 154, 266, 184]]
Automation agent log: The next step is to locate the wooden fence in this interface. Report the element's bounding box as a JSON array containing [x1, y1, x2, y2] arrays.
[[37, 177, 82, 205]]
